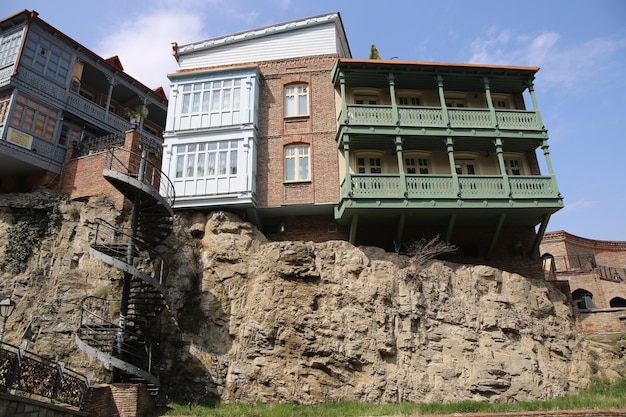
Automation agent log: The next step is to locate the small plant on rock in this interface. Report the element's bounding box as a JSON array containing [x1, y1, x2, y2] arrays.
[[404, 235, 456, 283]]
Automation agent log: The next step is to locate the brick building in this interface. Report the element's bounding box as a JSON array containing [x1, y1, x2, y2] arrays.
[[163, 12, 566, 274], [541, 230, 626, 309], [163, 13, 351, 242]]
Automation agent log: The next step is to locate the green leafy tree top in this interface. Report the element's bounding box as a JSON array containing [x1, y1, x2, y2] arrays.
[[369, 44, 381, 60]]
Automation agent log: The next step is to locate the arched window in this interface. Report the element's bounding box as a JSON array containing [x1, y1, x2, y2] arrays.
[[609, 297, 626, 308], [284, 143, 310, 181], [284, 84, 308, 117]]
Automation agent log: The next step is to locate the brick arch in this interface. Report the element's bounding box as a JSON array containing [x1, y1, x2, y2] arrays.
[[283, 75, 310, 86], [282, 135, 312, 146]]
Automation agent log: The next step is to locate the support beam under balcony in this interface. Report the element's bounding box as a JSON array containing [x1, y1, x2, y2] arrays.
[[531, 213, 551, 259], [487, 213, 506, 259], [445, 213, 456, 243], [349, 214, 359, 245]]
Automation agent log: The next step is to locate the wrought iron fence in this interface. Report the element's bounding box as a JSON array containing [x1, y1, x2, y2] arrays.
[[0, 342, 89, 409]]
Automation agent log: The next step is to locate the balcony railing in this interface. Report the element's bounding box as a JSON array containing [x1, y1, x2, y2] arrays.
[[342, 174, 558, 200], [15, 67, 163, 147], [343, 105, 543, 131]]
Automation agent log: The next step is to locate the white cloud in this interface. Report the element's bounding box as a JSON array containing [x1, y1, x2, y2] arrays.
[[469, 29, 625, 91], [96, 8, 206, 93]]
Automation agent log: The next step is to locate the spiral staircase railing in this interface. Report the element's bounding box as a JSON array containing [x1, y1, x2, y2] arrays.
[[76, 146, 174, 392]]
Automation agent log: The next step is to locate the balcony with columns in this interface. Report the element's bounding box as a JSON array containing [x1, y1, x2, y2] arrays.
[[330, 59, 563, 257]]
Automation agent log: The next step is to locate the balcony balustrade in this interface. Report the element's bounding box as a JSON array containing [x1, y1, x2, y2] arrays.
[[342, 174, 557, 200], [343, 105, 543, 131], [15, 67, 163, 146]]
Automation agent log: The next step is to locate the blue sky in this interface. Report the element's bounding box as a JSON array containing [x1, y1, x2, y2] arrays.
[[4, 0, 626, 241]]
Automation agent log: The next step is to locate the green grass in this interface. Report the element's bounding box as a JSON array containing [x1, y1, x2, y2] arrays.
[[155, 377, 626, 416]]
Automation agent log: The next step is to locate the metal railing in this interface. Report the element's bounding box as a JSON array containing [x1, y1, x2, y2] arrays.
[[78, 297, 153, 375], [549, 254, 625, 282], [92, 219, 169, 288], [105, 147, 175, 208], [0, 342, 89, 409]]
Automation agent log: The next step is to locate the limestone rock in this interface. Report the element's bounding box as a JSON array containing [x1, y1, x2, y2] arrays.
[[0, 192, 623, 405]]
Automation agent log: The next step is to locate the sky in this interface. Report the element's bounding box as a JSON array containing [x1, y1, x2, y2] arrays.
[[3, 0, 626, 241]]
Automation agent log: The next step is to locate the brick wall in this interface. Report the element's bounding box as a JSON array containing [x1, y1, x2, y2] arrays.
[[541, 231, 626, 307], [256, 55, 340, 208], [57, 129, 157, 211], [265, 214, 349, 243], [84, 383, 154, 417], [578, 309, 626, 334]]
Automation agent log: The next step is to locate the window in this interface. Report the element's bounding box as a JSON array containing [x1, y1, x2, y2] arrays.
[[284, 144, 310, 181], [446, 98, 465, 108], [354, 94, 378, 105], [455, 159, 476, 175], [79, 89, 95, 102], [174, 140, 238, 180], [357, 156, 382, 173], [405, 157, 430, 174], [492, 95, 511, 109], [20, 30, 72, 85], [504, 158, 522, 175], [59, 123, 81, 147], [398, 95, 421, 106], [0, 29, 23, 69], [284, 84, 308, 117], [180, 79, 241, 116], [10, 96, 58, 141]]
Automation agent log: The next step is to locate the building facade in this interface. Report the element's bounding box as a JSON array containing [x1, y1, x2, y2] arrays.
[[331, 59, 564, 262], [167, 13, 563, 270], [541, 230, 626, 309], [164, 13, 351, 239], [0, 10, 167, 192]]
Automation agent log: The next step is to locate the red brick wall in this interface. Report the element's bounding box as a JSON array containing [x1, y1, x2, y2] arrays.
[[256, 55, 340, 208], [57, 129, 162, 211], [578, 309, 626, 334], [540, 231, 626, 308], [265, 214, 349, 243], [84, 383, 154, 417]]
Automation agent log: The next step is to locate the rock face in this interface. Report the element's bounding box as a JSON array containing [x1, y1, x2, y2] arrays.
[[0, 193, 622, 405], [160, 211, 597, 404]]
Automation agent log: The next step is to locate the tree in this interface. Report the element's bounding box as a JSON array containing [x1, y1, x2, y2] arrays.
[[369, 44, 381, 60]]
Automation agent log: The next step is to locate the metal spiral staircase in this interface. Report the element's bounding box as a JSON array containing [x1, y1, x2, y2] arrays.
[[76, 146, 174, 390]]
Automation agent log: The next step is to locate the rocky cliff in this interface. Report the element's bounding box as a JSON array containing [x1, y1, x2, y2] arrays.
[[0, 191, 623, 405]]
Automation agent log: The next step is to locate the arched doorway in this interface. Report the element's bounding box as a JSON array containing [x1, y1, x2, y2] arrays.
[[572, 288, 596, 310]]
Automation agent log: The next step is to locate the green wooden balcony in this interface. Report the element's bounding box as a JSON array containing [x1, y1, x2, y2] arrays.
[[340, 174, 558, 202], [341, 105, 543, 131]]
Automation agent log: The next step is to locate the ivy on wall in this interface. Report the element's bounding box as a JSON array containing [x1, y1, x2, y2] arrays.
[[1, 205, 62, 273]]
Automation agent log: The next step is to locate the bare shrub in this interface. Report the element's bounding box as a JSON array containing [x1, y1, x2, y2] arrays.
[[404, 235, 456, 282]]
